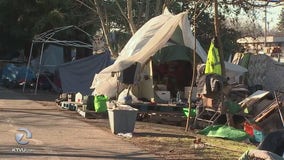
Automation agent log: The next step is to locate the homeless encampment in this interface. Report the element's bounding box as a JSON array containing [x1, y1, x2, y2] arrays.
[[90, 8, 247, 101]]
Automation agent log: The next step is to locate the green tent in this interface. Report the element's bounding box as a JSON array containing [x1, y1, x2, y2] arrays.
[[153, 45, 202, 64]]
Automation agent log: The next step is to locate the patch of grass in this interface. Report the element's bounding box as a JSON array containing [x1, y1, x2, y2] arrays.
[[129, 133, 256, 159]]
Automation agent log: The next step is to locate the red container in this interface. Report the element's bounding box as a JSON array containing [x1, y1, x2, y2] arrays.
[[244, 122, 254, 136]]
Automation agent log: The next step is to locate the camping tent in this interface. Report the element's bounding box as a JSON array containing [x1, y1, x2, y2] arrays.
[[23, 25, 94, 94], [91, 9, 247, 98], [58, 51, 113, 95]]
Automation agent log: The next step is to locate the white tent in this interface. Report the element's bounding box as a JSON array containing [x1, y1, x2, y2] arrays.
[[91, 9, 247, 98], [23, 25, 94, 94]]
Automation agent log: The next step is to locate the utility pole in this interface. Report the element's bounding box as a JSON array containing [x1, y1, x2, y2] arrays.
[[264, 5, 267, 47]]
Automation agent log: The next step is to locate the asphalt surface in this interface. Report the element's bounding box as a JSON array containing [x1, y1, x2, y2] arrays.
[[0, 87, 160, 160]]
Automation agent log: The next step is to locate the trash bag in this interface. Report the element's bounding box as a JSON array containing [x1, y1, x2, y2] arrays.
[[117, 88, 138, 104]]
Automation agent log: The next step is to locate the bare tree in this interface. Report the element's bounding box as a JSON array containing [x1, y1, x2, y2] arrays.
[[115, 0, 137, 35], [154, 0, 162, 16], [93, 0, 116, 56]]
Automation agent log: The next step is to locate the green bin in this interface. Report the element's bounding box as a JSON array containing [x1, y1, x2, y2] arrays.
[[94, 95, 108, 113]]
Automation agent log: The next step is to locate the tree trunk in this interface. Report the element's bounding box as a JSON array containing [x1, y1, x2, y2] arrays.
[[155, 0, 162, 16], [213, 0, 225, 76], [115, 0, 137, 35], [136, 1, 143, 25], [127, 0, 137, 34], [185, 4, 198, 132], [214, 0, 235, 127], [145, 0, 150, 20], [93, 0, 116, 57]]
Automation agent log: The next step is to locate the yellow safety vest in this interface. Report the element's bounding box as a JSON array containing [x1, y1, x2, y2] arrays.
[[205, 42, 222, 75]]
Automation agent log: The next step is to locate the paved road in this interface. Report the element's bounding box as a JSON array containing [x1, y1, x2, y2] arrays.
[[0, 87, 160, 160]]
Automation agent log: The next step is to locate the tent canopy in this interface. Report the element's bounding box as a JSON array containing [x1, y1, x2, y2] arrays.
[[32, 25, 93, 49], [91, 9, 207, 98], [99, 8, 207, 74], [91, 8, 247, 98], [23, 25, 95, 94]]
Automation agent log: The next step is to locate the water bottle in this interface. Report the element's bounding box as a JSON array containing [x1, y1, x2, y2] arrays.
[[176, 91, 180, 103], [75, 92, 82, 103]]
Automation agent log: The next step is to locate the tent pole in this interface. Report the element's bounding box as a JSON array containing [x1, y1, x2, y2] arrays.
[[23, 42, 34, 93], [34, 43, 45, 95]]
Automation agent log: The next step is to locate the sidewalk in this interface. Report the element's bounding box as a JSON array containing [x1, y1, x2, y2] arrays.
[[0, 87, 160, 160]]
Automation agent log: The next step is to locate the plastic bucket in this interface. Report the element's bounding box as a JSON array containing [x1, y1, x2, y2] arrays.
[[108, 105, 138, 134]]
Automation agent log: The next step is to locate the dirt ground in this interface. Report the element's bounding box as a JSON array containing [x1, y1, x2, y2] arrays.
[[17, 88, 256, 160]]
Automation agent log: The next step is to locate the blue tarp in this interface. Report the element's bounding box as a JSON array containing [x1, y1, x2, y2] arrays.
[[2, 63, 35, 85], [58, 52, 113, 95]]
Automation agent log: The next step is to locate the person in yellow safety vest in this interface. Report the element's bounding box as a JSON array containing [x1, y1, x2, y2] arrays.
[[205, 37, 222, 75]]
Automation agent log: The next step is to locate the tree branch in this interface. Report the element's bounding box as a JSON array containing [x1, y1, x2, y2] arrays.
[[115, 0, 128, 21], [75, 0, 96, 13], [196, 0, 211, 19]]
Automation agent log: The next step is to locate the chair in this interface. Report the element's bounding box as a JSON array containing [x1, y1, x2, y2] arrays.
[[193, 95, 223, 128], [193, 65, 225, 128]]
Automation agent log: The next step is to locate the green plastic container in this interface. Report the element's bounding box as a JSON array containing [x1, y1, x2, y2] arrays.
[[94, 95, 108, 113], [183, 108, 196, 117]]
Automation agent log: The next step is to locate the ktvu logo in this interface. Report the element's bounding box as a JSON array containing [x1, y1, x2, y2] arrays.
[[12, 128, 33, 153]]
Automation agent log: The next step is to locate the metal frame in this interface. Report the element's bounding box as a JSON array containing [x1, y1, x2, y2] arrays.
[[22, 25, 93, 94]]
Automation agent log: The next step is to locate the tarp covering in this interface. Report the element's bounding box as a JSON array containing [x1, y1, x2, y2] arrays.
[[90, 9, 207, 97], [247, 54, 284, 92], [2, 63, 35, 83], [198, 125, 249, 141], [58, 52, 113, 95], [91, 8, 248, 98]]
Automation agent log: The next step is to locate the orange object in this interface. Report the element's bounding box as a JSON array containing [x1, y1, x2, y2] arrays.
[[244, 122, 262, 137], [244, 122, 254, 136]]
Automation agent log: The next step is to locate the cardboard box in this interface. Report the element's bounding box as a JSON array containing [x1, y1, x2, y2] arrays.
[[202, 96, 214, 107]]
